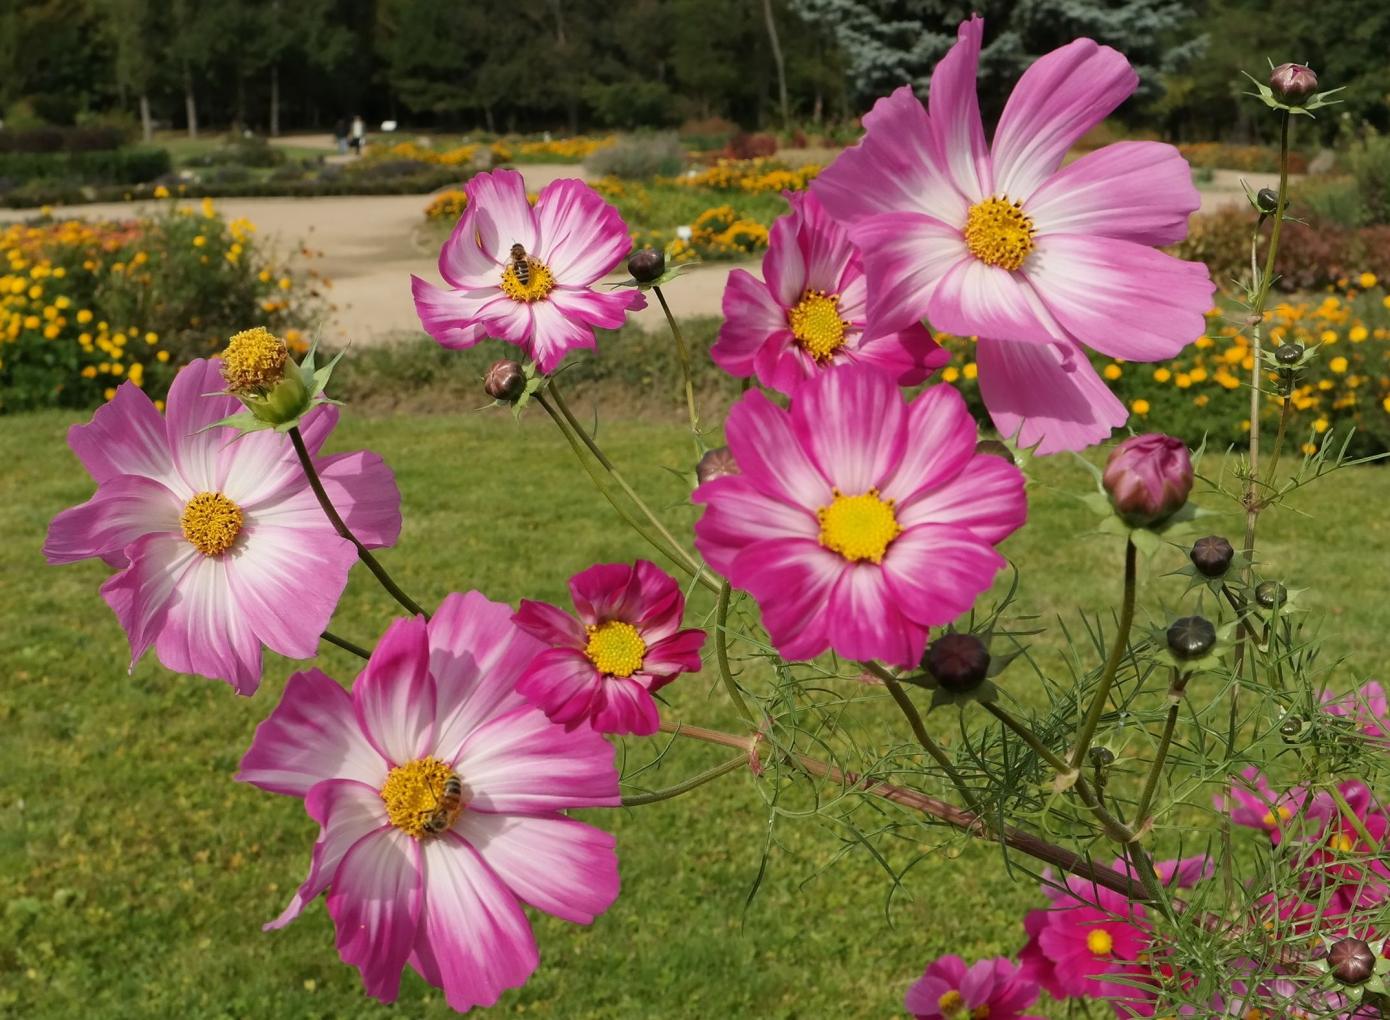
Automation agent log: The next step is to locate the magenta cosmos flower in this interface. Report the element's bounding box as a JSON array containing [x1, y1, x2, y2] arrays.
[[693, 364, 1026, 667], [712, 190, 946, 395], [412, 168, 644, 373], [238, 594, 620, 1011], [813, 17, 1215, 454], [512, 560, 706, 736], [43, 359, 400, 694], [905, 954, 1043, 1020], [1323, 680, 1389, 743]]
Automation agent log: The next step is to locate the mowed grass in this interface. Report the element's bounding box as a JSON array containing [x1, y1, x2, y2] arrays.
[[2, 401, 1386, 1019]]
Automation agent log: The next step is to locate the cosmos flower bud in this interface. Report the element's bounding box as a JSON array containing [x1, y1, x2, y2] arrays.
[[974, 439, 1016, 465], [1256, 580, 1288, 610], [1279, 714, 1305, 741], [627, 248, 665, 284], [1102, 433, 1193, 528], [1269, 63, 1319, 104], [1189, 535, 1234, 577], [1088, 746, 1115, 767], [1166, 616, 1216, 661], [924, 633, 990, 693], [1275, 342, 1304, 366], [220, 327, 310, 426], [1255, 187, 1280, 215], [484, 359, 526, 402], [1328, 937, 1376, 985], [695, 446, 740, 485]]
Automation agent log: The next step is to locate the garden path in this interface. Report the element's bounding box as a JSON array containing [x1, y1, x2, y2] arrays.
[[0, 166, 1281, 345]]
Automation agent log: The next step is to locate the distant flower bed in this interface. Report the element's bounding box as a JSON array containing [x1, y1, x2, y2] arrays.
[[0, 197, 323, 411], [1177, 141, 1309, 174], [672, 157, 820, 193]]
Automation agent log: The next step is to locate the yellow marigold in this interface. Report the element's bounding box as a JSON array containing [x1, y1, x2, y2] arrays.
[[153, 185, 170, 199], [1302, 441, 1318, 455], [1153, 368, 1172, 383], [963, 362, 978, 380], [1330, 356, 1349, 373], [1350, 325, 1368, 342], [1321, 329, 1338, 344], [1131, 398, 1150, 415], [1313, 417, 1329, 433], [1176, 373, 1192, 389], [1359, 272, 1378, 289], [1103, 364, 1122, 380], [942, 366, 961, 383]]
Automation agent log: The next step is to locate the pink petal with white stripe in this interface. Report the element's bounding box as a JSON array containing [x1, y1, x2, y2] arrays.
[[791, 363, 906, 494], [827, 564, 922, 667], [879, 383, 977, 506], [43, 475, 180, 567], [882, 524, 1008, 628], [411, 275, 490, 350], [163, 358, 240, 493], [535, 178, 631, 284], [927, 15, 992, 203], [67, 381, 178, 487], [731, 538, 844, 663], [456, 706, 620, 813], [692, 476, 819, 576], [722, 390, 830, 508], [327, 827, 422, 1003], [928, 256, 1061, 346], [466, 169, 537, 259], [899, 453, 1028, 544], [850, 212, 967, 340], [591, 677, 662, 736], [353, 615, 436, 765]]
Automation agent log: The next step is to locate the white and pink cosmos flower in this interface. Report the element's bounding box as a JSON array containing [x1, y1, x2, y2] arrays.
[[693, 364, 1026, 667], [813, 16, 1215, 454], [712, 190, 947, 396], [43, 359, 400, 694], [513, 560, 706, 736], [412, 168, 645, 373], [238, 594, 621, 1012]]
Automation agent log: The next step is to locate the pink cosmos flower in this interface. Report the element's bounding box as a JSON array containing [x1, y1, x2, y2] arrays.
[[905, 954, 1043, 1019], [712, 190, 947, 395], [813, 16, 1215, 454], [1323, 681, 1390, 743], [693, 364, 1026, 667], [1217, 766, 1331, 846], [237, 595, 621, 1012], [412, 168, 645, 373], [1293, 783, 1390, 912], [512, 560, 706, 736], [43, 359, 400, 694]]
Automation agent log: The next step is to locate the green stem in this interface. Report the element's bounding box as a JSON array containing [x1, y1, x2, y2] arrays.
[[289, 426, 429, 620], [714, 582, 756, 725], [1329, 783, 1377, 848], [864, 662, 982, 815], [620, 753, 747, 806], [1135, 702, 1181, 824], [543, 382, 720, 594], [321, 629, 370, 659], [653, 285, 704, 455], [1260, 392, 1295, 506], [1069, 539, 1138, 769], [982, 702, 1072, 774]]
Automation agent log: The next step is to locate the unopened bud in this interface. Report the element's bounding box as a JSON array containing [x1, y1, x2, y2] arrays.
[[1166, 616, 1216, 661], [1328, 937, 1376, 985], [1255, 581, 1288, 610], [627, 248, 665, 284], [974, 439, 1016, 465], [924, 633, 990, 693], [1189, 535, 1234, 577], [1102, 433, 1194, 528], [484, 360, 526, 402], [1279, 714, 1305, 741], [1275, 342, 1304, 366], [1269, 63, 1319, 104], [695, 446, 740, 484], [1255, 188, 1280, 215], [1088, 746, 1115, 767]]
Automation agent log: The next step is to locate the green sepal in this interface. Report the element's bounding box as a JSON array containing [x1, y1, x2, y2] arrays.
[[609, 261, 698, 291], [1148, 617, 1240, 673], [929, 678, 998, 712], [196, 410, 275, 435], [508, 361, 544, 420], [1241, 71, 1346, 117]]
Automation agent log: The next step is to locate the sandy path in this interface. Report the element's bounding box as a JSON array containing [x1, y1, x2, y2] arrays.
[[0, 165, 1280, 344]]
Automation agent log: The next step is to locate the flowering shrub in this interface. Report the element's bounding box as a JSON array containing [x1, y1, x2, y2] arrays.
[[367, 140, 482, 167], [423, 188, 468, 221], [0, 197, 322, 411], [41, 19, 1390, 1020], [675, 157, 820, 193], [1177, 141, 1310, 173]]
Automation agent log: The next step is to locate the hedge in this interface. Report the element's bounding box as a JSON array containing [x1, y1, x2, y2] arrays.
[[0, 147, 172, 185]]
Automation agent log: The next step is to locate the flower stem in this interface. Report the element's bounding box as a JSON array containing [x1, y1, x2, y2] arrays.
[[863, 661, 982, 816], [1069, 539, 1138, 769], [288, 426, 429, 620], [653, 285, 704, 455], [542, 382, 720, 594], [715, 581, 756, 725], [321, 629, 370, 659], [982, 702, 1072, 774], [1135, 701, 1181, 824], [619, 753, 747, 807]]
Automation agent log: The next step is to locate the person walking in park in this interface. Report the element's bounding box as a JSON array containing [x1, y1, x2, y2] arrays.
[[333, 117, 348, 154], [350, 114, 365, 156]]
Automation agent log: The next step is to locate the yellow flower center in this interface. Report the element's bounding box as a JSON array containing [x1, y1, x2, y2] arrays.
[[221, 326, 287, 393], [380, 756, 466, 839], [499, 256, 555, 302], [1329, 831, 1357, 853], [938, 990, 964, 1013], [1086, 928, 1114, 956], [787, 289, 849, 361], [585, 620, 646, 678], [817, 489, 900, 564], [180, 492, 244, 556], [964, 196, 1035, 271], [1261, 804, 1293, 827]]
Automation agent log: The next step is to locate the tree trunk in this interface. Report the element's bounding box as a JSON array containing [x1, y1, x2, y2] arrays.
[[183, 63, 198, 139], [484, 105, 495, 134], [139, 93, 153, 141], [270, 64, 280, 137], [762, 0, 790, 128], [235, 72, 246, 133]]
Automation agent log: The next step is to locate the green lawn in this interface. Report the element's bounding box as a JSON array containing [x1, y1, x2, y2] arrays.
[[2, 402, 1384, 1018]]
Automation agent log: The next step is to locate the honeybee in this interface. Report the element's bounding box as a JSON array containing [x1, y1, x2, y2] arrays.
[[422, 774, 465, 836], [509, 243, 530, 286]]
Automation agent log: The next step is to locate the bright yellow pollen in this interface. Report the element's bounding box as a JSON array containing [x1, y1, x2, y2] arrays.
[[380, 757, 462, 838], [938, 990, 964, 1013], [180, 492, 244, 556], [499, 258, 555, 302], [787, 289, 849, 361], [1086, 928, 1114, 956], [964, 197, 1035, 271], [585, 620, 646, 677], [221, 326, 288, 392], [817, 489, 900, 564], [971, 1008, 990, 1020], [1261, 804, 1293, 826], [1330, 831, 1357, 853], [1245, 1009, 1269, 1020]]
